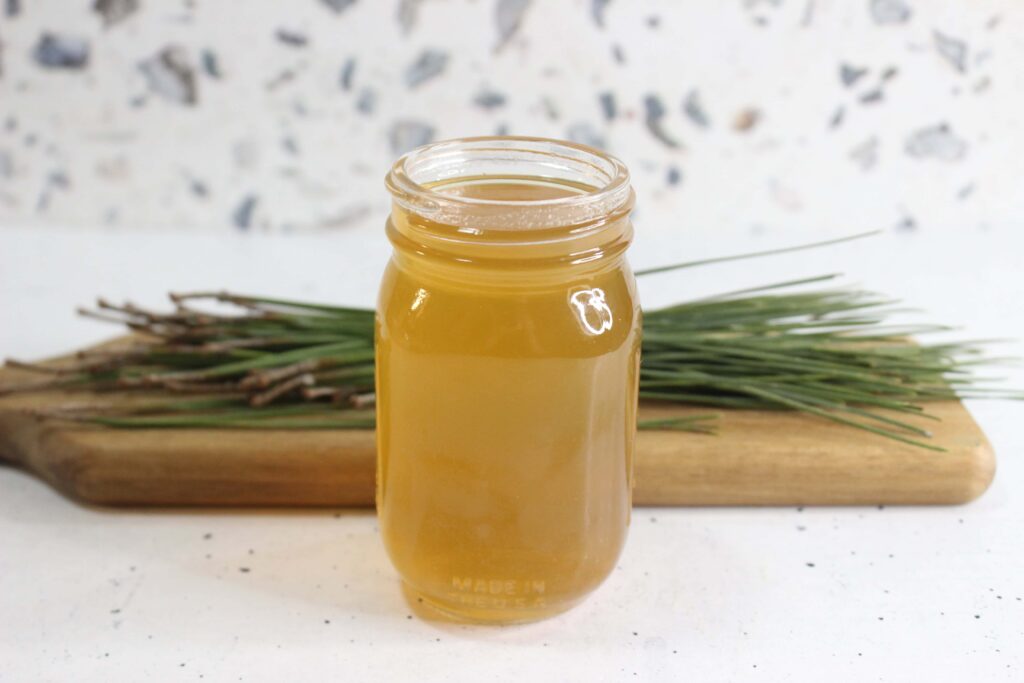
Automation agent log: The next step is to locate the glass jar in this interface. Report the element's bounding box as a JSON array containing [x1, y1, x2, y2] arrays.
[[376, 136, 640, 624]]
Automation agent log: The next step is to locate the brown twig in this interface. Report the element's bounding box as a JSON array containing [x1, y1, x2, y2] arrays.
[[250, 373, 315, 407], [301, 386, 343, 401], [171, 291, 266, 314], [4, 359, 82, 375], [75, 345, 158, 359], [5, 353, 141, 376], [22, 408, 99, 422], [0, 376, 81, 395], [77, 307, 138, 326], [162, 380, 245, 394], [240, 359, 321, 390], [349, 391, 376, 409], [333, 385, 360, 405]]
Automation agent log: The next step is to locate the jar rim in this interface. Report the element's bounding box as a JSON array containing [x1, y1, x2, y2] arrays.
[[385, 136, 633, 232]]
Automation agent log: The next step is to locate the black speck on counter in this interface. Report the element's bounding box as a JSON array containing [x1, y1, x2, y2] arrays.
[[203, 532, 212, 540], [406, 615, 413, 620], [975, 614, 981, 619], [566, 122, 605, 150], [829, 106, 845, 130], [232, 194, 258, 230], [540, 96, 560, 121], [905, 123, 968, 162], [598, 91, 617, 121], [934, 30, 968, 73], [405, 49, 448, 88], [796, 525, 806, 531], [319, 0, 356, 13], [643, 94, 681, 148], [840, 63, 868, 88], [682, 90, 710, 129], [396, 0, 418, 33], [94, 0, 139, 27], [238, 567, 251, 573], [859, 89, 883, 105], [35, 33, 90, 69], [201, 49, 221, 79], [355, 88, 376, 115], [275, 29, 309, 48], [324, 619, 330, 624], [138, 46, 197, 105], [806, 562, 815, 568], [473, 89, 507, 110], [189, 177, 209, 198], [495, 0, 531, 49], [869, 0, 912, 25], [666, 166, 681, 186], [388, 120, 435, 155], [339, 58, 356, 91]]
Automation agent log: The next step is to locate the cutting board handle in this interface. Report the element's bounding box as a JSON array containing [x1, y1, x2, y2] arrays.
[[0, 411, 26, 465]]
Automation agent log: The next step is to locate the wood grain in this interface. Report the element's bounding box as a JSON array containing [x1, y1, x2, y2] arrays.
[[0, 339, 995, 507]]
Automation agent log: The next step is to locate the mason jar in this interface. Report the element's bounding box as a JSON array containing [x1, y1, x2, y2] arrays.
[[376, 136, 640, 623]]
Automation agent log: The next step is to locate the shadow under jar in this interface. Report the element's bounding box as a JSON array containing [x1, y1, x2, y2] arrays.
[[376, 137, 640, 624]]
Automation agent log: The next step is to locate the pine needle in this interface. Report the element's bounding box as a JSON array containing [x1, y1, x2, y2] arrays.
[[2, 233, 1017, 448]]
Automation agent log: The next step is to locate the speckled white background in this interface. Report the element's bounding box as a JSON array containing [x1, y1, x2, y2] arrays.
[[1, 0, 1022, 233]]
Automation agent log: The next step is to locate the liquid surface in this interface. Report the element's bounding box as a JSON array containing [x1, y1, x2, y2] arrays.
[[376, 179, 640, 623]]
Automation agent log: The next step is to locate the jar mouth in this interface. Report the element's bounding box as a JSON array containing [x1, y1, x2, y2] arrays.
[[385, 136, 633, 233]]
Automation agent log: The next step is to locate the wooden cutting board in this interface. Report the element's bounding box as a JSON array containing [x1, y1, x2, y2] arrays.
[[0, 339, 995, 507]]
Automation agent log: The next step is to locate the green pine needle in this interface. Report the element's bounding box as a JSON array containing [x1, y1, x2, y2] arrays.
[[3, 234, 1018, 449]]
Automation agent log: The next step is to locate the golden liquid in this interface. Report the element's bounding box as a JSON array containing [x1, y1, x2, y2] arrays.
[[376, 178, 640, 623]]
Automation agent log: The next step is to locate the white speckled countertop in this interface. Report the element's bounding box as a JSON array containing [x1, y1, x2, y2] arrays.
[[1, 225, 1022, 681]]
